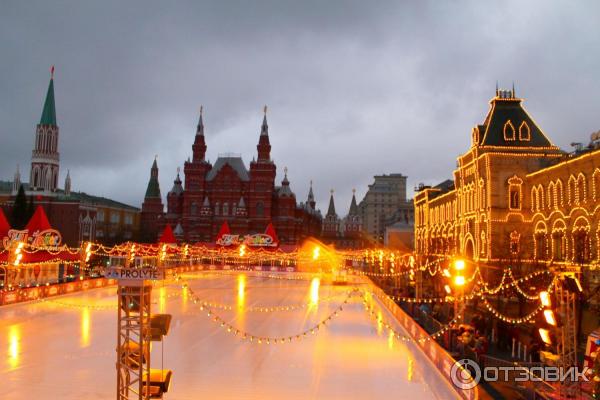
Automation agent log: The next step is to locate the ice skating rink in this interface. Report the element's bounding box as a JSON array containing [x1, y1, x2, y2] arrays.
[[1, 272, 459, 399]]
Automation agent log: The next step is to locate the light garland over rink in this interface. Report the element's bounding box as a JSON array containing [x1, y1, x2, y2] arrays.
[[1, 239, 561, 326], [177, 276, 359, 344], [361, 292, 464, 343]]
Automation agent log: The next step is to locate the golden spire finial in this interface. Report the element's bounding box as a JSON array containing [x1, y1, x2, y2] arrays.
[[263, 105, 268, 115]]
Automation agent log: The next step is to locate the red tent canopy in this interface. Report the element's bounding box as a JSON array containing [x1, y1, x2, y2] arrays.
[[0, 208, 10, 239], [264, 222, 279, 245], [158, 225, 177, 244], [216, 221, 231, 242], [26, 205, 52, 233]]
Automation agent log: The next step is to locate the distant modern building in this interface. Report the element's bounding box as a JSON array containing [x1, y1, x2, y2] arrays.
[[0, 69, 139, 246], [358, 174, 414, 244], [141, 107, 322, 244]]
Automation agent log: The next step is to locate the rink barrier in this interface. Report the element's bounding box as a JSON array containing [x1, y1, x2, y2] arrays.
[[367, 279, 479, 400], [0, 278, 117, 306]]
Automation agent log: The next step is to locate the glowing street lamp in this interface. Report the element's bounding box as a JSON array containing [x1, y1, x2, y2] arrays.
[[539, 328, 552, 345], [454, 275, 466, 286], [454, 259, 465, 271], [540, 291, 551, 307]]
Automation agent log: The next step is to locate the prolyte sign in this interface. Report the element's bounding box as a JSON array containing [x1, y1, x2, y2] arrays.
[[105, 267, 165, 281]]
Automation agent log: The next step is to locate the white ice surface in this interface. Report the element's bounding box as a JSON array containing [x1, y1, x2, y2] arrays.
[[0, 273, 459, 399]]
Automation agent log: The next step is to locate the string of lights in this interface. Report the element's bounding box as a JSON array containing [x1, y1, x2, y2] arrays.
[[361, 293, 464, 343], [179, 277, 359, 344]]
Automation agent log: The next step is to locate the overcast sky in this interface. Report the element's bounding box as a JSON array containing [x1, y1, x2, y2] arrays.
[[1, 1, 599, 213]]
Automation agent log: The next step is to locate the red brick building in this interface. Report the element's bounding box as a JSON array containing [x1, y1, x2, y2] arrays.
[[141, 108, 322, 244], [1, 69, 140, 246]]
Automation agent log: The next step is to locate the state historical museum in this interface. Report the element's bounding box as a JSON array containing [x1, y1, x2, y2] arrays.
[[140, 108, 322, 244]]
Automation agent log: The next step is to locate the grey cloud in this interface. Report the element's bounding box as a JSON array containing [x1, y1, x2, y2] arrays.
[[1, 0, 599, 213]]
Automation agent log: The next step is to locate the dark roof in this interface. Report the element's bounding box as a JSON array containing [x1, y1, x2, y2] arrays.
[[479, 96, 556, 148], [61, 191, 139, 211], [434, 179, 455, 192], [40, 78, 57, 125], [206, 156, 250, 181], [0, 181, 138, 210]]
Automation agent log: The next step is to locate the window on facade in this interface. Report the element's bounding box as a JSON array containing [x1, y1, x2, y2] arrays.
[[535, 233, 546, 260], [223, 202, 229, 216], [573, 229, 590, 264], [214, 202, 219, 216], [519, 121, 531, 141], [509, 188, 520, 209], [256, 202, 264, 217], [97, 210, 104, 222], [110, 213, 120, 224], [553, 232, 564, 261], [191, 202, 197, 215], [96, 230, 104, 238], [503, 120, 516, 141], [124, 214, 133, 225], [510, 231, 520, 255]]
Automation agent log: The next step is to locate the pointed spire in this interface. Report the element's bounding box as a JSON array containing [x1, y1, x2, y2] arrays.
[[512, 81, 516, 98], [261, 105, 268, 136], [64, 169, 71, 196], [197, 105, 204, 136], [349, 188, 358, 215], [495, 81, 499, 97], [40, 66, 57, 125], [169, 167, 183, 195], [12, 164, 21, 194], [327, 189, 337, 216], [145, 157, 161, 198], [282, 166, 289, 185], [238, 196, 246, 208], [203, 196, 210, 207], [307, 180, 316, 209]]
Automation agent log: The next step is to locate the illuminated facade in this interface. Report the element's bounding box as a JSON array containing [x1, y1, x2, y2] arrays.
[[142, 108, 322, 244], [415, 88, 600, 274]]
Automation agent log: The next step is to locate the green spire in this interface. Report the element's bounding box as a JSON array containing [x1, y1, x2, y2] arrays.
[[145, 158, 161, 198], [39, 68, 56, 125]]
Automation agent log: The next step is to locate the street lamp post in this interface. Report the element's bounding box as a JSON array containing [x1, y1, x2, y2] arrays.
[[453, 259, 466, 321]]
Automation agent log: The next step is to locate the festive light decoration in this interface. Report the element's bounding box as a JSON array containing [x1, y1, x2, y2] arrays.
[[178, 274, 358, 344]]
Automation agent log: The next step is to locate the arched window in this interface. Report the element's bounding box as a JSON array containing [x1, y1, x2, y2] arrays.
[[593, 169, 600, 200], [519, 121, 531, 141], [510, 231, 520, 255], [503, 120, 516, 141], [538, 185, 544, 211], [222, 202, 229, 216], [191, 201, 197, 216], [232, 203, 237, 216], [214, 202, 220, 216], [534, 222, 547, 260], [577, 174, 586, 203], [552, 220, 566, 261], [508, 176, 522, 210], [256, 202, 264, 217], [568, 176, 577, 205], [556, 180, 563, 208], [531, 187, 538, 212]]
